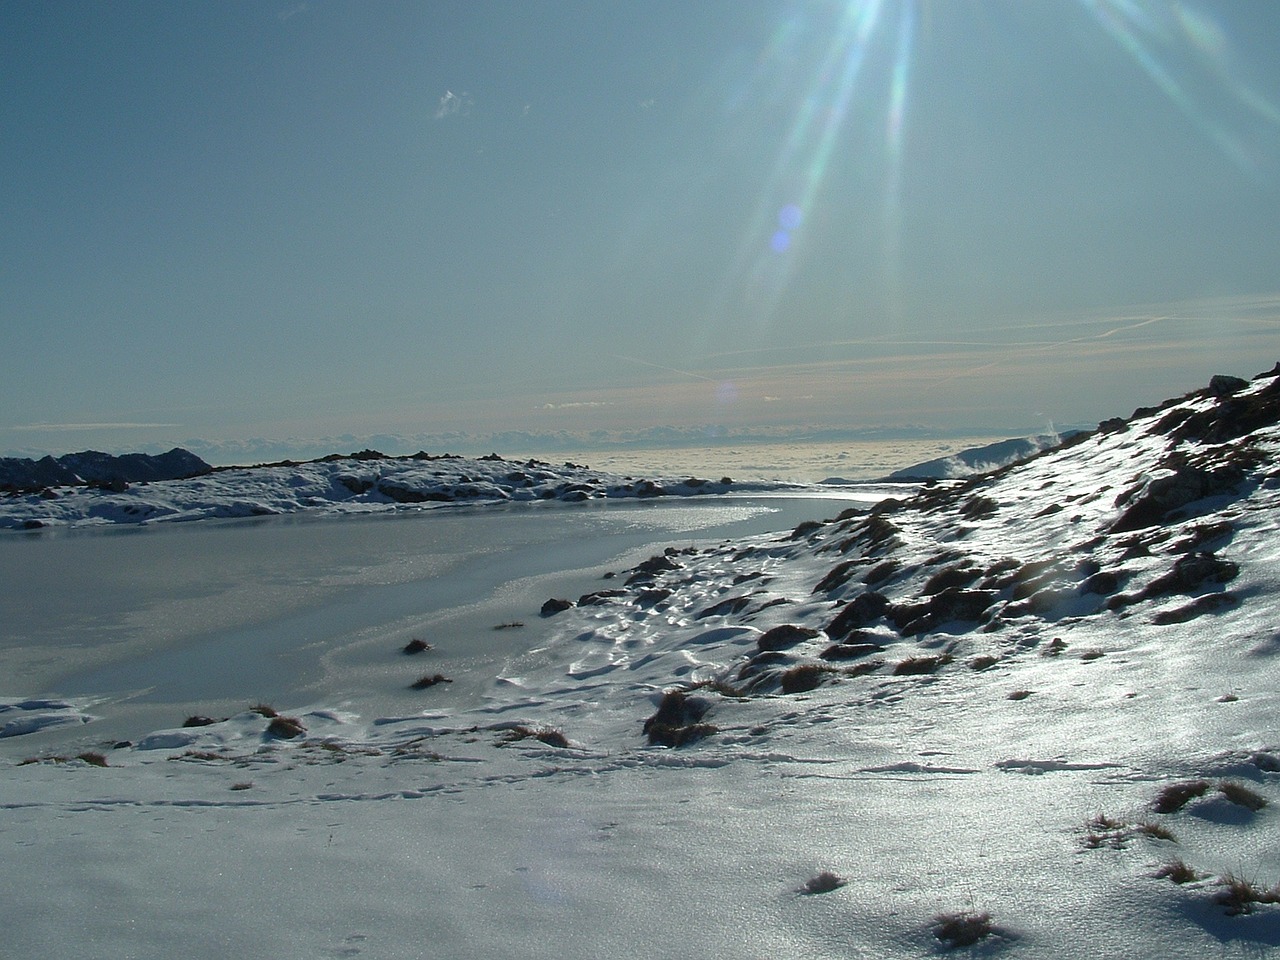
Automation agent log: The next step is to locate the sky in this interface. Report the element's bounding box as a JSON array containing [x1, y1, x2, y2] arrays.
[[3, 0, 1279, 461]]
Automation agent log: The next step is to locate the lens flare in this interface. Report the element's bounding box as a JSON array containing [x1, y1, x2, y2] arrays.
[[714, 0, 915, 333]]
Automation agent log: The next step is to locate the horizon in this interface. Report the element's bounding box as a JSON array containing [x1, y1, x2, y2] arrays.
[[4, 1, 1279, 457]]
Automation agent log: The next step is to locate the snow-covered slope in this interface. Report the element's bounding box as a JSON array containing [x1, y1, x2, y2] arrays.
[[5, 368, 1280, 958], [0, 452, 791, 530], [884, 430, 1083, 480]]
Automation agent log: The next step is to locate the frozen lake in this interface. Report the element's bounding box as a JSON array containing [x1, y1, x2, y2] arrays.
[[0, 492, 878, 755]]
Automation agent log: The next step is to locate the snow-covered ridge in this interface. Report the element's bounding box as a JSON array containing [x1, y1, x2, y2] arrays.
[[0, 450, 798, 530]]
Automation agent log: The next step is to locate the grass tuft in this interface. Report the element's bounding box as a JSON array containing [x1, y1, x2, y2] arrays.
[[893, 654, 953, 676], [265, 716, 306, 739], [249, 703, 278, 718], [1154, 859, 1201, 885], [402, 638, 431, 654], [932, 910, 994, 948], [410, 673, 453, 690], [1153, 779, 1211, 814], [76, 751, 108, 767], [500, 725, 570, 749], [1218, 780, 1267, 811], [1215, 872, 1280, 916]]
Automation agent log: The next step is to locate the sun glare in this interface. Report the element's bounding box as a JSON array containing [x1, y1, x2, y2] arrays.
[[1077, 0, 1280, 171], [714, 0, 918, 333]]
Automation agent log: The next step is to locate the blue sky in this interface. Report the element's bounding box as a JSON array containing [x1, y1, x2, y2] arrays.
[[3, 0, 1279, 459]]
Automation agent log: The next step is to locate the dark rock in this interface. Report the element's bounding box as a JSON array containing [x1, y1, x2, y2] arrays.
[[1146, 551, 1239, 594], [1209, 374, 1249, 396], [757, 624, 821, 652], [636, 588, 673, 607], [578, 589, 627, 606], [819, 642, 884, 661], [814, 560, 861, 594], [403, 638, 431, 654], [923, 563, 980, 595], [1151, 592, 1240, 624], [825, 592, 890, 641], [337, 475, 375, 495], [863, 560, 901, 586], [1112, 465, 1245, 532], [1165, 375, 1280, 444], [890, 588, 996, 634], [182, 716, 219, 728], [540, 598, 574, 617], [695, 595, 753, 619], [779, 664, 832, 694], [26, 448, 211, 492], [376, 481, 454, 503], [1079, 571, 1122, 596]]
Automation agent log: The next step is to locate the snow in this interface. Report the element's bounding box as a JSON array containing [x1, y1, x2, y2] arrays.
[[4, 370, 1280, 957], [0, 453, 819, 530]]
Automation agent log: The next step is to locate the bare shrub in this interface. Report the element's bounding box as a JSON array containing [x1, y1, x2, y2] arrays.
[[76, 751, 108, 767]]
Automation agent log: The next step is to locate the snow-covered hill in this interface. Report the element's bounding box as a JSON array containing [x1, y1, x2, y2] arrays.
[[5, 367, 1280, 958]]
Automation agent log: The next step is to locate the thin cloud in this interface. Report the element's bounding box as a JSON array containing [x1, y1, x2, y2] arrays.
[[13, 422, 180, 431], [434, 90, 473, 120], [276, 3, 308, 21]]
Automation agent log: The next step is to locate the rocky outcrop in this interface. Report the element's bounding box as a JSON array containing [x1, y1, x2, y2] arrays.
[[0, 448, 211, 493]]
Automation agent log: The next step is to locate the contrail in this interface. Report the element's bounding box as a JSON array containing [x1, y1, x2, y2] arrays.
[[611, 355, 718, 382]]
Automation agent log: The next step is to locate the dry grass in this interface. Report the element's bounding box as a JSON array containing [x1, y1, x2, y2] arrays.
[[410, 673, 453, 689], [1218, 780, 1267, 811], [76, 751, 108, 767], [1153, 779, 1211, 814], [932, 910, 994, 948], [265, 716, 306, 739], [500, 725, 570, 749], [893, 654, 953, 676], [1216, 872, 1280, 916], [1153, 859, 1201, 885]]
